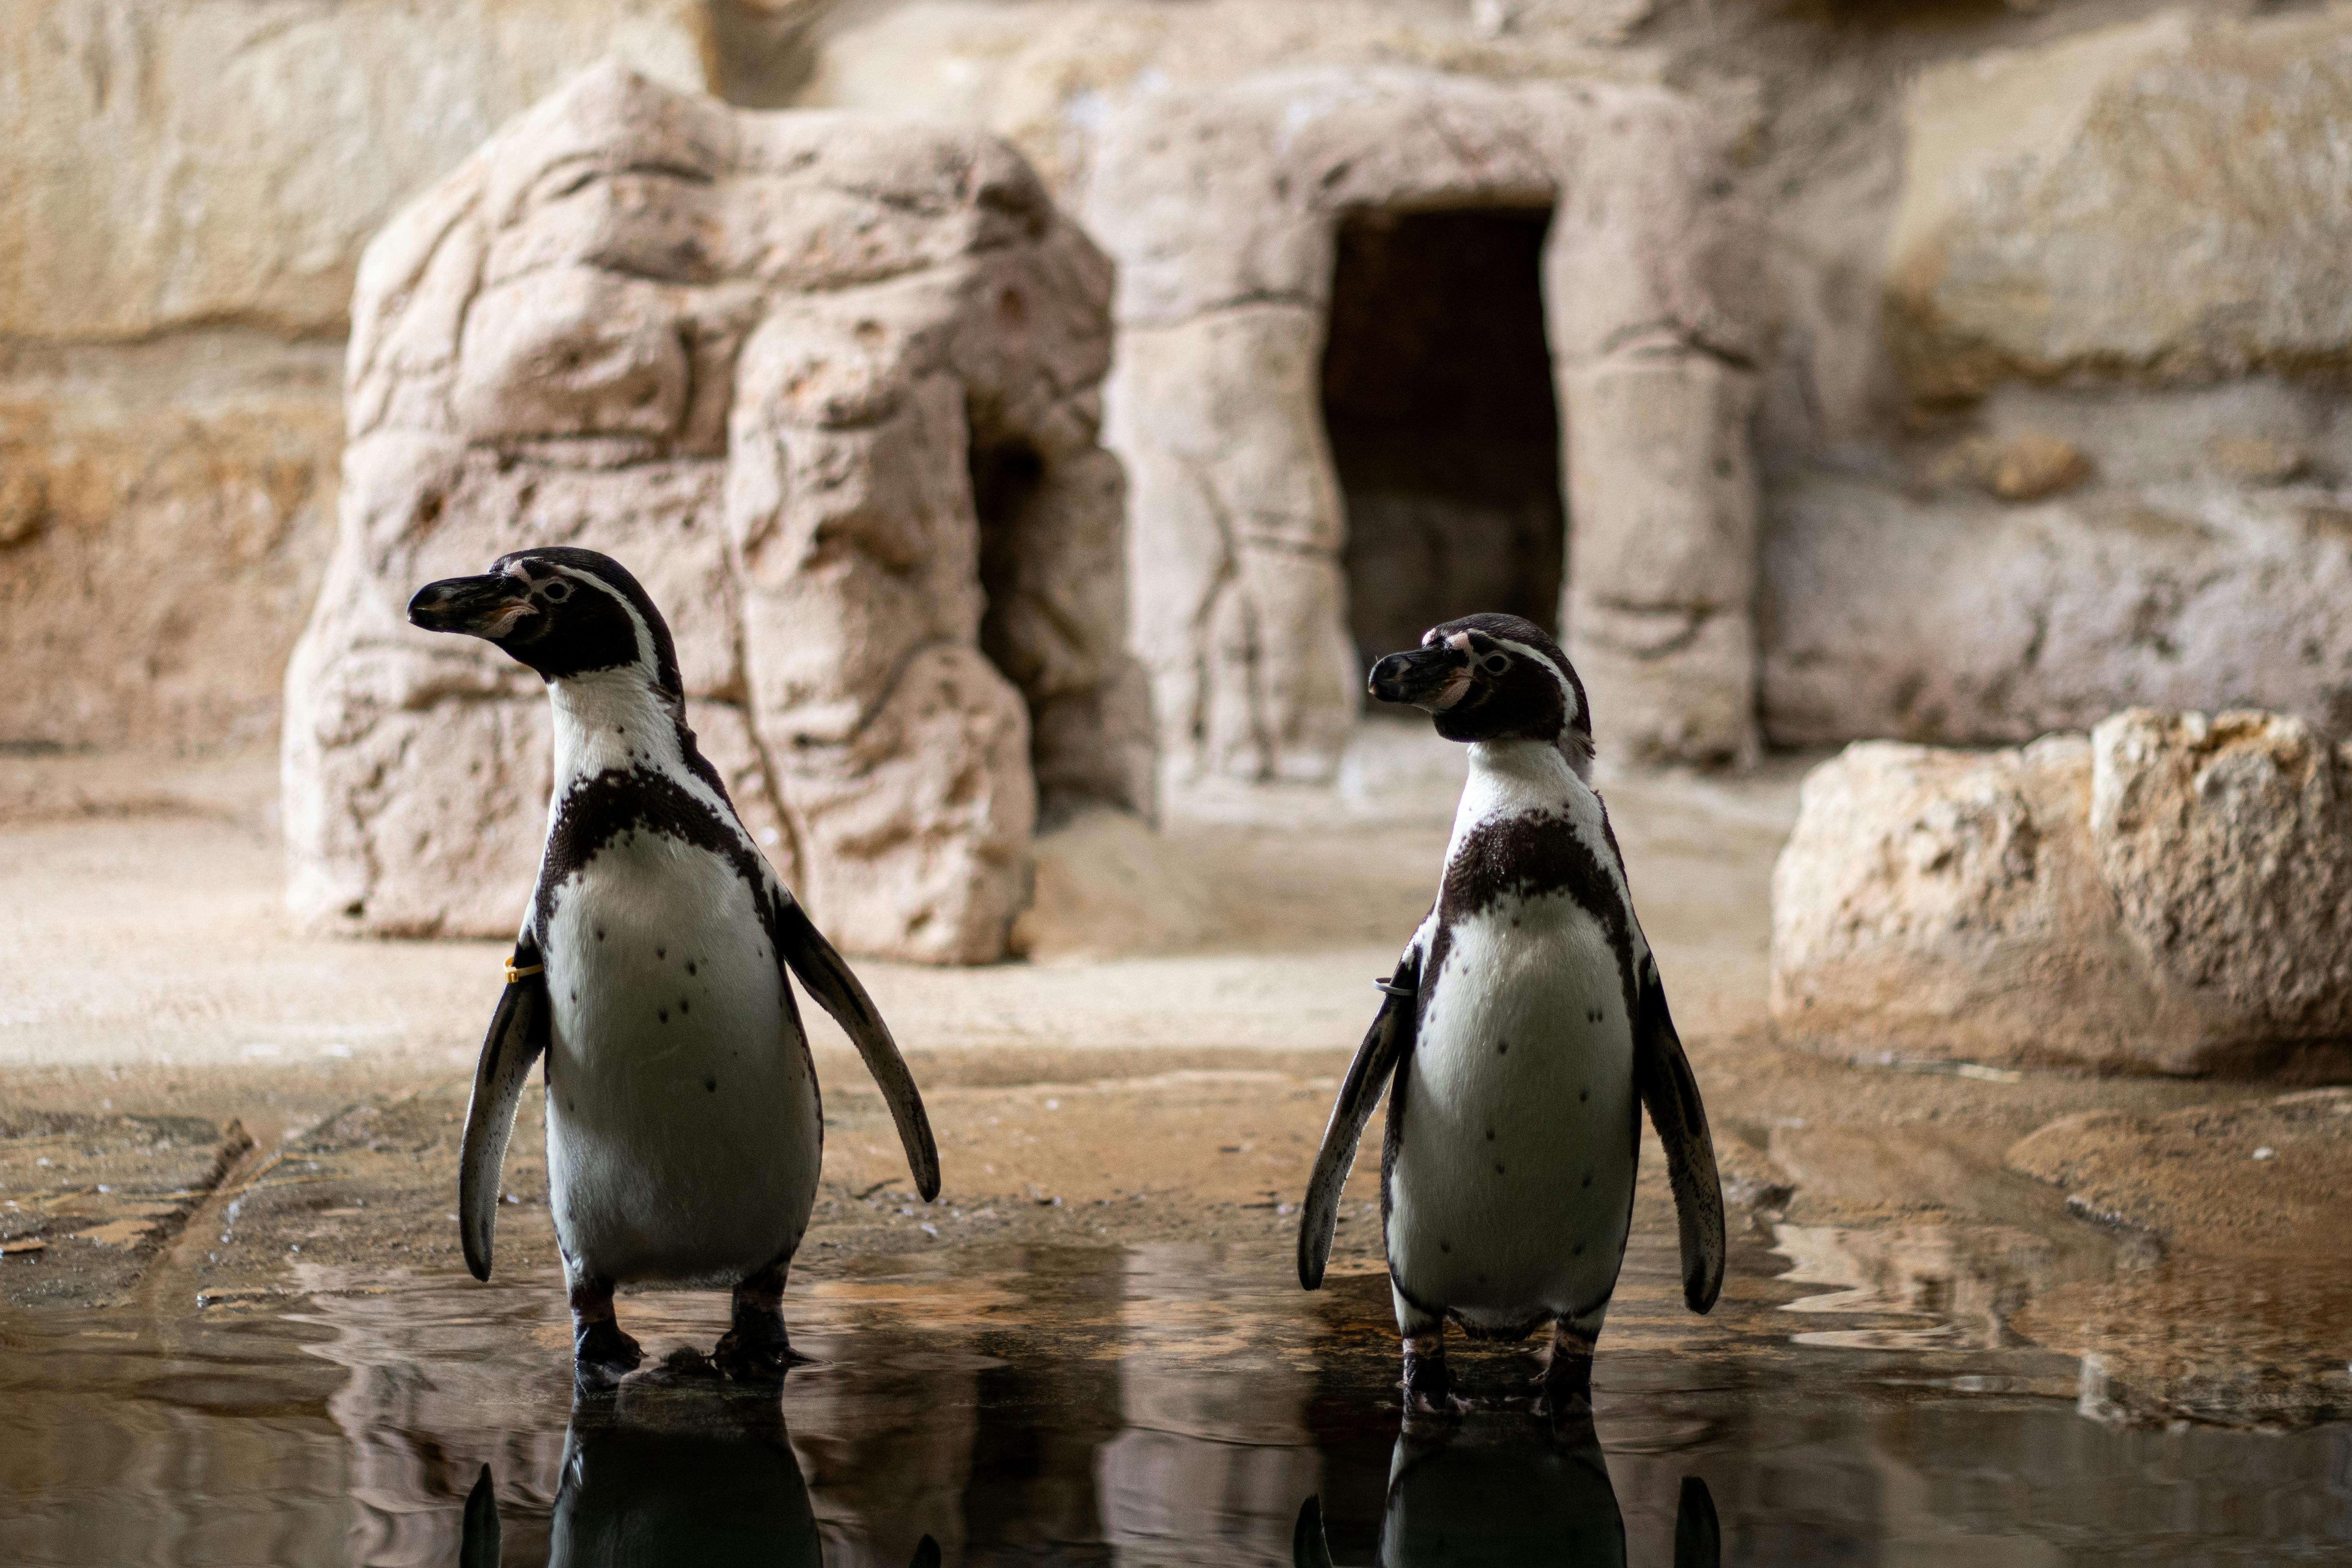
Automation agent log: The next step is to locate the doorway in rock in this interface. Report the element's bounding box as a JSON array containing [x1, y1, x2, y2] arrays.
[[968, 433, 1051, 770], [1320, 206, 1566, 681]]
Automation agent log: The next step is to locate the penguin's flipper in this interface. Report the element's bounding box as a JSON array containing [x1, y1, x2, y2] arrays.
[[1298, 948, 1420, 1290], [1632, 958, 1725, 1313], [459, 936, 549, 1283], [771, 898, 941, 1202]]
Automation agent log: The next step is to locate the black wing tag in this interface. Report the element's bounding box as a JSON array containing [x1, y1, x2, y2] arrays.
[[459, 936, 549, 1282], [772, 898, 941, 1202], [1633, 957, 1726, 1313], [1298, 948, 1421, 1289]]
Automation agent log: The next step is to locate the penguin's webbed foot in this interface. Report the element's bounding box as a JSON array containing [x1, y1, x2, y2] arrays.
[[713, 1309, 794, 1386], [1400, 1328, 1470, 1420], [572, 1318, 644, 1392], [1531, 1320, 1596, 1424]]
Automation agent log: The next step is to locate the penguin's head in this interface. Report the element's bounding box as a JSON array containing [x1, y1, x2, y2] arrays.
[[407, 547, 682, 697], [1368, 613, 1595, 780]]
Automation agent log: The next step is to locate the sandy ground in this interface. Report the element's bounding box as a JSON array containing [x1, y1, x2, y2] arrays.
[[2, 730, 2347, 1428]]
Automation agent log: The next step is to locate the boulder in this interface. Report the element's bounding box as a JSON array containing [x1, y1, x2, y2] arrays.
[[1770, 710, 2352, 1075], [1888, 8, 2352, 398], [283, 65, 1150, 963]]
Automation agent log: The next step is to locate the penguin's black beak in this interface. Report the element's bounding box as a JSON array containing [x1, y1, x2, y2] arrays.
[[1368, 644, 1471, 711], [408, 573, 537, 641]]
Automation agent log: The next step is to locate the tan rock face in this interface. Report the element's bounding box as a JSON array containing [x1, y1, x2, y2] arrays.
[[1086, 68, 1761, 782], [2092, 710, 2352, 1047], [0, 337, 344, 750], [1760, 476, 2352, 750], [0, 2, 709, 753], [1771, 712, 2352, 1076], [1889, 9, 2352, 398], [283, 65, 1148, 963], [0, 0, 706, 343]]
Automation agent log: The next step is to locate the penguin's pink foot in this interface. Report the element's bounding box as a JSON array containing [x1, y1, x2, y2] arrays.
[[1401, 1327, 1471, 1417], [1531, 1318, 1595, 1423]]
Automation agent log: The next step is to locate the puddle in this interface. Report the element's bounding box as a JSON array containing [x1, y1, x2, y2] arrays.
[[2, 1233, 2348, 1566]]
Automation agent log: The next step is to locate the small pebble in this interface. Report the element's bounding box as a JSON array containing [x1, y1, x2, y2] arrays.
[[2253, 1147, 2277, 1161]]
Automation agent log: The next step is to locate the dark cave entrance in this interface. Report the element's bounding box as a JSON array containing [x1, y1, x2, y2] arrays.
[[969, 436, 1046, 706], [969, 434, 1091, 819], [1319, 206, 1566, 680]]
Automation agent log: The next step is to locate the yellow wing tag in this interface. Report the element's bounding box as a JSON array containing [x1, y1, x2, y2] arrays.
[[503, 958, 545, 985]]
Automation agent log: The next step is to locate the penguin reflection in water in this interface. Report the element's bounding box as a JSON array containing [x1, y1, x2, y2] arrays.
[[1299, 615, 1726, 1416], [409, 548, 939, 1388], [1290, 1416, 1721, 1568], [458, 1385, 942, 1568]]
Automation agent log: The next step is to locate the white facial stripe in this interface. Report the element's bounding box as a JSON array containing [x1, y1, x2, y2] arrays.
[[574, 570, 660, 673], [1490, 634, 1582, 732]]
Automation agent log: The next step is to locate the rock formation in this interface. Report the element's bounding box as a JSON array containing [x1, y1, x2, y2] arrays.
[[1770, 710, 2352, 1077], [1082, 67, 1761, 783], [282, 64, 1150, 963], [18, 2, 2352, 769]]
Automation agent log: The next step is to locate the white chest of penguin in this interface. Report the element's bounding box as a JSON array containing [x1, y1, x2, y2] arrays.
[[540, 827, 821, 1287], [1386, 743, 1641, 1330]]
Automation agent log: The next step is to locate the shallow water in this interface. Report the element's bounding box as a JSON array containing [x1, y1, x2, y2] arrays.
[[3, 1232, 2348, 1566]]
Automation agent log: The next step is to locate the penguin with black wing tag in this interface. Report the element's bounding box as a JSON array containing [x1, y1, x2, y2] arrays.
[[410, 547, 939, 1390], [1297, 614, 1725, 1419]]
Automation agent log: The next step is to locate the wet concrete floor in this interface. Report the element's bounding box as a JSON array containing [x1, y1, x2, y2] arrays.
[[4, 1058, 2350, 1565], [5, 1226, 2348, 1565], [5, 745, 2350, 1562]]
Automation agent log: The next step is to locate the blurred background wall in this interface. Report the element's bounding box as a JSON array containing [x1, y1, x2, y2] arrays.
[[7, 0, 2350, 757]]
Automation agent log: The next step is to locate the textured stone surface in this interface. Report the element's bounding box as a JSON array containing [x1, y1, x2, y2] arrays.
[[1888, 8, 2352, 398], [2091, 710, 2352, 1048], [283, 65, 1148, 963], [0, 0, 706, 343], [1086, 67, 1760, 783], [1771, 711, 2352, 1075], [0, 1, 707, 752], [799, 1, 1663, 195], [1760, 473, 2352, 749], [0, 335, 344, 750]]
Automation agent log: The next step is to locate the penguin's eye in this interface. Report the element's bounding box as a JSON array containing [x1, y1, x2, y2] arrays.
[[541, 580, 572, 604], [1481, 653, 1510, 675]]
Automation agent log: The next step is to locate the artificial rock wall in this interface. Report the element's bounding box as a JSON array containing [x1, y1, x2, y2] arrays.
[[0, 0, 710, 752], [282, 64, 1148, 964], [1084, 68, 1760, 783], [807, 0, 2352, 759], [18, 0, 2352, 773]]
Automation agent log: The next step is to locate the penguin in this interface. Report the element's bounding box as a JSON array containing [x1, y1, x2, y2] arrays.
[[407, 546, 939, 1389], [1296, 613, 1724, 1418]]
